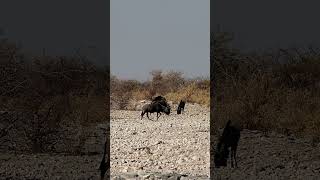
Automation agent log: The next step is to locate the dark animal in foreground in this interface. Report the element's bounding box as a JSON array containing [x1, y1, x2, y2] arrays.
[[177, 100, 186, 114], [152, 95, 169, 107], [141, 102, 171, 120], [99, 140, 109, 180], [214, 120, 241, 168], [152, 95, 167, 102]]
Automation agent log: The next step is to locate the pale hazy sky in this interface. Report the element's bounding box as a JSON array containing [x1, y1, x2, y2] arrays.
[[212, 0, 320, 51], [0, 0, 108, 65], [111, 0, 210, 81]]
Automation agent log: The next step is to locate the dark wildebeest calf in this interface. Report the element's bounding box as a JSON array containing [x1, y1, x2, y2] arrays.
[[214, 120, 241, 168], [177, 100, 186, 114], [141, 102, 171, 120]]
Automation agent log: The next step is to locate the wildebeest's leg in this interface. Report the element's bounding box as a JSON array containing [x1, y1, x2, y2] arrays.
[[141, 111, 145, 120], [230, 150, 234, 168], [157, 112, 163, 120], [233, 145, 238, 168], [147, 112, 150, 120]]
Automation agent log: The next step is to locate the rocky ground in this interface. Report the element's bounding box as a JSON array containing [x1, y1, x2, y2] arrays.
[[0, 122, 107, 179], [1, 102, 320, 179], [0, 152, 103, 179], [0, 103, 210, 180], [211, 129, 320, 180], [110, 103, 210, 179]]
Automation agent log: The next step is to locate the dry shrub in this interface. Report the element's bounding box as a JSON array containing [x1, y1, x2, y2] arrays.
[[131, 89, 150, 100], [212, 31, 320, 139], [165, 82, 210, 106], [111, 77, 141, 109], [0, 39, 108, 153]]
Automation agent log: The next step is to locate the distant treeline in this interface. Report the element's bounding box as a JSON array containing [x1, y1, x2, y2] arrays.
[[111, 70, 210, 109]]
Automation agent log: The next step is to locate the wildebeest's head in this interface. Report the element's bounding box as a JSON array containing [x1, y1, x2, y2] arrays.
[[214, 146, 229, 168], [163, 105, 171, 115]]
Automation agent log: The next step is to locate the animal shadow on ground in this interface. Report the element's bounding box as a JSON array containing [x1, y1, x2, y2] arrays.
[[214, 120, 241, 168]]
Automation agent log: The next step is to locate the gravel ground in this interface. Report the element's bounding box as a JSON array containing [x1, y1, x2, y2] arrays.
[[0, 103, 210, 180], [0, 153, 103, 179], [110, 103, 210, 179], [2, 102, 319, 179], [212, 129, 320, 180]]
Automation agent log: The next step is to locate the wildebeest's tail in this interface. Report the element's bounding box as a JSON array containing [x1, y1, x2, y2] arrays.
[[220, 120, 232, 140], [141, 110, 144, 119]]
